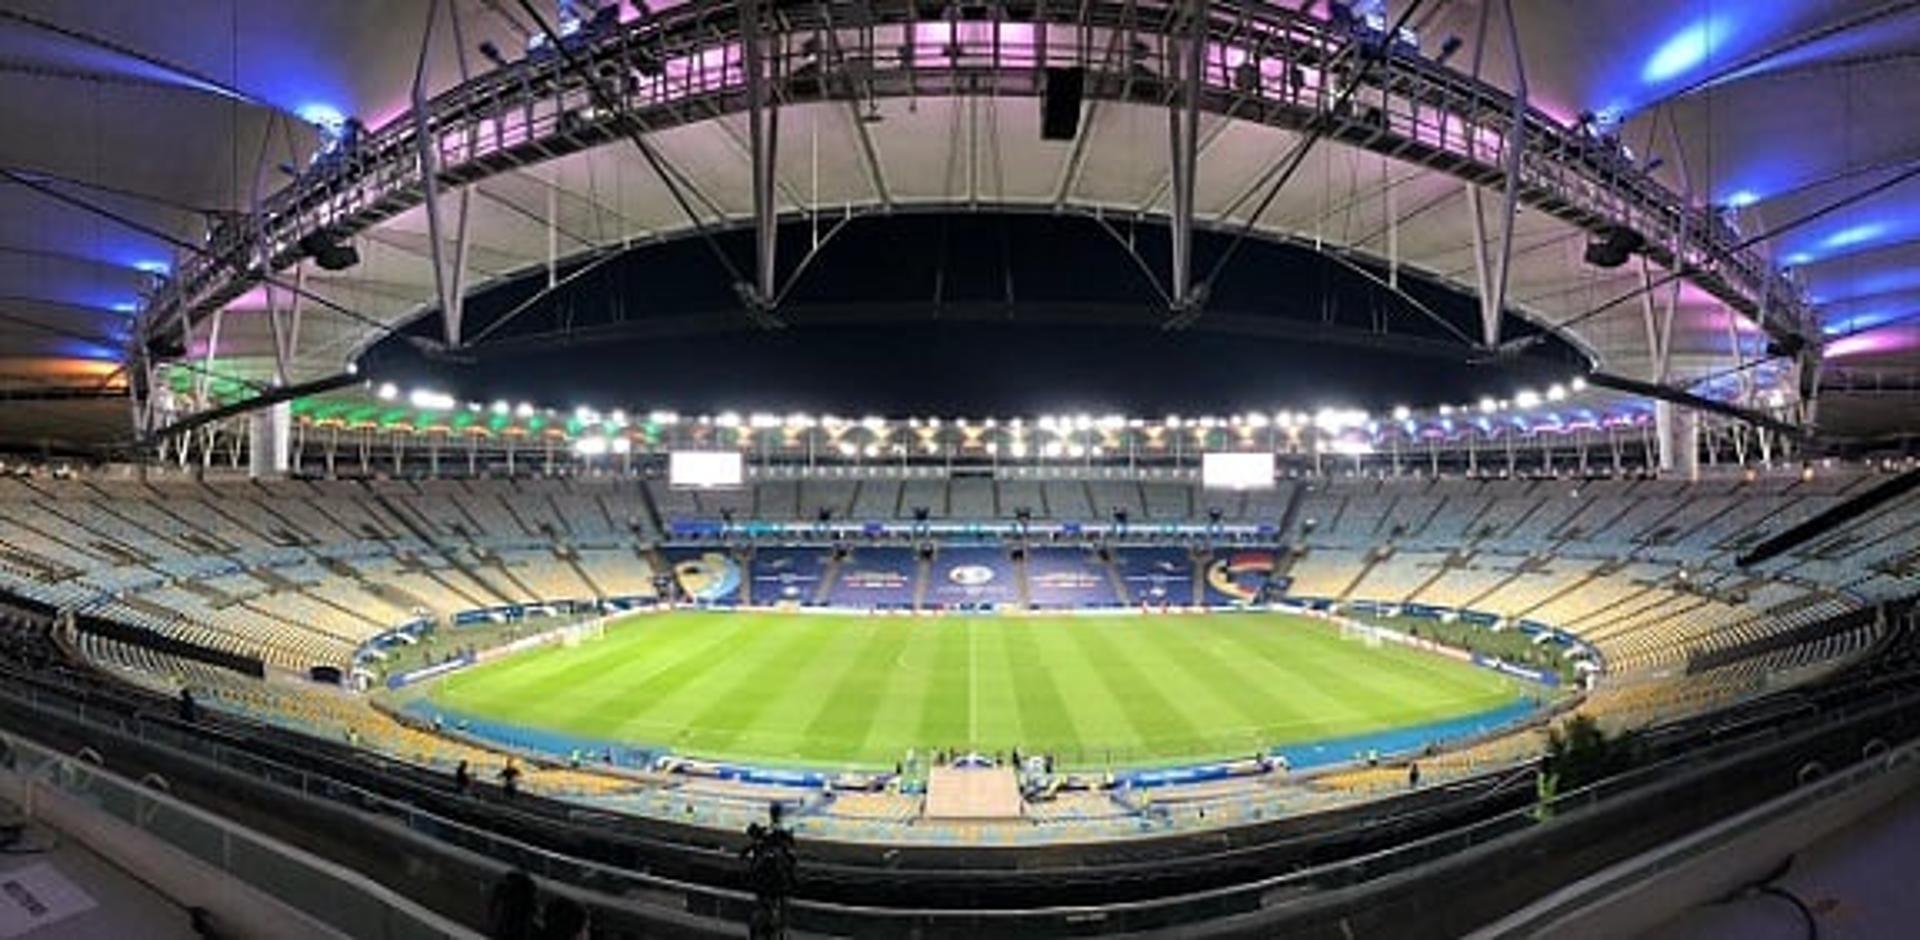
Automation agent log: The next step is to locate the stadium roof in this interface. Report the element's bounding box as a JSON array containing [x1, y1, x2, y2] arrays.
[[2, 0, 1918, 451]]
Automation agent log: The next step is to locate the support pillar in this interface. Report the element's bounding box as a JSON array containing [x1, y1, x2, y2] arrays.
[[248, 402, 291, 478], [1655, 401, 1699, 481]]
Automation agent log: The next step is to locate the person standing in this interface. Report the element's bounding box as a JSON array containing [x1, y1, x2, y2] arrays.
[[500, 758, 522, 800], [741, 804, 797, 939]]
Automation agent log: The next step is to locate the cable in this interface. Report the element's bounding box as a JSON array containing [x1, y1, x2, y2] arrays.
[[1187, 0, 1433, 316]]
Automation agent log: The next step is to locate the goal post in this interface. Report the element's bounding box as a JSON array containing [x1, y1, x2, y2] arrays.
[[561, 617, 607, 648]]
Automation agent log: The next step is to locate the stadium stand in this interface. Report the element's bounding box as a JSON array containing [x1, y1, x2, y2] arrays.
[[1025, 547, 1124, 608], [822, 546, 920, 608]]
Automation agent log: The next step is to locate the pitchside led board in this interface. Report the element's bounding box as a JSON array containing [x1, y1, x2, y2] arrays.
[[1202, 452, 1276, 490], [669, 450, 745, 489]]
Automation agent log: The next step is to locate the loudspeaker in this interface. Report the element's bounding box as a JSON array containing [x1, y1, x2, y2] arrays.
[[1042, 67, 1085, 141], [298, 231, 360, 271], [1582, 225, 1644, 269]]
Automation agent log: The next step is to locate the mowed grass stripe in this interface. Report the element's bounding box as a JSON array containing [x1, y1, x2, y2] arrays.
[[531, 617, 760, 728], [1059, 620, 1206, 752], [1145, 622, 1320, 738], [725, 617, 882, 757], [1093, 622, 1286, 756], [679, 619, 850, 753], [913, 623, 973, 752], [801, 621, 916, 762], [999, 621, 1083, 754], [437, 616, 746, 728], [425, 612, 1530, 769]]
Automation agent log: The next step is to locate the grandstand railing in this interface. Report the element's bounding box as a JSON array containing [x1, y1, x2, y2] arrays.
[[1482, 733, 1920, 936], [4, 655, 1917, 935], [0, 729, 471, 940], [144, 0, 1806, 363]]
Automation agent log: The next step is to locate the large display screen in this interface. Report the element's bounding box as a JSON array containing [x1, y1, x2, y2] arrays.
[[1202, 452, 1276, 490], [669, 450, 744, 489]]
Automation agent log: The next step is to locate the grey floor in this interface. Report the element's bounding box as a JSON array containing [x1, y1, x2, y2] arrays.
[[1642, 783, 1920, 939], [0, 820, 200, 940]]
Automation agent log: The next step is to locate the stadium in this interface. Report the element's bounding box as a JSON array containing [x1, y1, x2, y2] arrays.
[[0, 1, 1918, 938]]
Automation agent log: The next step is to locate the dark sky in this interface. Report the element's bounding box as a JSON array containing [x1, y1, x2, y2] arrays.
[[363, 213, 1588, 415]]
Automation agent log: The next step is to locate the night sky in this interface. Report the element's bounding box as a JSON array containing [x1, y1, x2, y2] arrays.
[[362, 213, 1588, 416]]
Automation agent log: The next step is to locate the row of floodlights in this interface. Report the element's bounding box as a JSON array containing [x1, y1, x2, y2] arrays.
[[374, 377, 1593, 432]]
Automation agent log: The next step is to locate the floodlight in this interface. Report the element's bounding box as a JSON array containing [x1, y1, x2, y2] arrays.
[[409, 389, 455, 410], [1515, 389, 1542, 409], [1571, 377, 1588, 392], [716, 411, 742, 428], [1392, 406, 1411, 421], [491, 401, 510, 415], [377, 382, 399, 401], [1547, 384, 1567, 402], [515, 402, 534, 418], [1479, 397, 1498, 414]]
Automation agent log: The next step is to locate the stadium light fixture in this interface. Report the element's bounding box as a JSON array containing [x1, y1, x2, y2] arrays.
[[1547, 384, 1568, 402], [410, 389, 455, 410], [1010, 442, 1029, 458], [1515, 389, 1542, 409], [1571, 377, 1588, 392], [1392, 405, 1412, 421], [377, 382, 399, 401], [1479, 397, 1498, 414], [716, 411, 742, 428], [516, 402, 535, 418], [491, 401, 510, 415]]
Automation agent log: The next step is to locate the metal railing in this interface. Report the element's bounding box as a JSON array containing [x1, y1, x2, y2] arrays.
[[0, 730, 474, 940], [144, 0, 1805, 352]]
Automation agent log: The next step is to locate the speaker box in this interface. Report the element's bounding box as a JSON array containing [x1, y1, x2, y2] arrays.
[[1583, 225, 1645, 269], [1042, 67, 1085, 141]]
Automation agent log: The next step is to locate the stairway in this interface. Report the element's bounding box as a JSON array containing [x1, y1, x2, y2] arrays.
[[563, 549, 606, 599], [912, 552, 932, 611], [369, 493, 517, 606]]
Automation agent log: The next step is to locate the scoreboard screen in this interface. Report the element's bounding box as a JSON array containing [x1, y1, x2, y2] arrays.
[[1202, 452, 1275, 490], [669, 451, 744, 489]]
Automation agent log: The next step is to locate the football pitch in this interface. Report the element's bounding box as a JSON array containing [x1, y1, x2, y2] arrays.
[[426, 611, 1524, 769]]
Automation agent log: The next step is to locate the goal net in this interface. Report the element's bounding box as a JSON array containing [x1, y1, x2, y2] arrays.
[[560, 618, 607, 648]]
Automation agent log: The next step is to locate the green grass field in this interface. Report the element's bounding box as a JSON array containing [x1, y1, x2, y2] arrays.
[[426, 612, 1522, 769]]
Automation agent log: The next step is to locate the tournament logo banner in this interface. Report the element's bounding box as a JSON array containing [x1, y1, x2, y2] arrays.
[[1204, 550, 1277, 605], [672, 551, 742, 602]]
